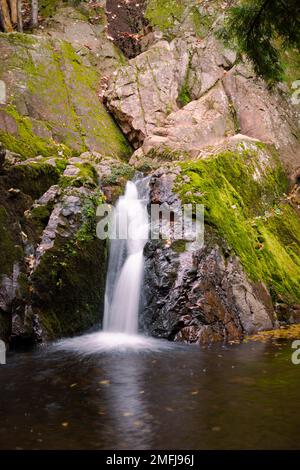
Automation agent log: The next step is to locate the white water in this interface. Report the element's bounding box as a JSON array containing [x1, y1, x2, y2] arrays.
[[54, 331, 174, 354], [103, 179, 149, 335], [55, 178, 159, 353]]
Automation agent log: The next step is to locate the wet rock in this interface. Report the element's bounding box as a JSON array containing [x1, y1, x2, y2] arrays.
[[0, 143, 5, 170], [143, 240, 274, 344], [141, 141, 300, 344], [0, 142, 110, 344]]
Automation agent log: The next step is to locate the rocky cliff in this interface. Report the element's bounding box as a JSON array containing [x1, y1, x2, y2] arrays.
[[105, 0, 300, 343], [0, 0, 299, 346]]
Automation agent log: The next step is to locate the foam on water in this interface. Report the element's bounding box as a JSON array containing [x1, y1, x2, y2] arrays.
[[54, 332, 173, 355]]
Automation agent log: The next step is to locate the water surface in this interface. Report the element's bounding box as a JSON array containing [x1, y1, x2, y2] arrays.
[[0, 333, 299, 449]]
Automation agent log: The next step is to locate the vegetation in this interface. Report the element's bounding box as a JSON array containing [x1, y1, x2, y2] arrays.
[[176, 143, 300, 309], [219, 0, 300, 83]]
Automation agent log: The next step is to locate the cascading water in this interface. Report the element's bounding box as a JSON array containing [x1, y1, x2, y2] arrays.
[[56, 177, 166, 352], [103, 178, 149, 335]]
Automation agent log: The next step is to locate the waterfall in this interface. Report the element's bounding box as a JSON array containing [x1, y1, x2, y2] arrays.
[[103, 178, 149, 335]]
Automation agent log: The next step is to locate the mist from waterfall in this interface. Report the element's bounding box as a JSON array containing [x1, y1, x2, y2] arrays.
[[103, 179, 149, 335]]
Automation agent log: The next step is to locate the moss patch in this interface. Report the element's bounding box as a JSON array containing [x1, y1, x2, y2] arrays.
[[146, 0, 220, 38], [246, 324, 300, 342], [4, 161, 60, 200], [39, 0, 61, 18], [281, 48, 300, 90], [101, 162, 135, 186], [0, 104, 73, 159], [0, 33, 131, 159], [175, 144, 300, 307], [31, 190, 107, 338], [145, 0, 185, 36], [32, 237, 107, 338], [0, 207, 22, 277]]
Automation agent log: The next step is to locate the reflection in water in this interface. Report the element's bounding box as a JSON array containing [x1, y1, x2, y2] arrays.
[[0, 338, 299, 449]]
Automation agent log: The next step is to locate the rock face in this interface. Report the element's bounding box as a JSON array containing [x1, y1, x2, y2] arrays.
[[0, 152, 99, 344], [105, 36, 236, 149], [0, 8, 134, 345], [1, 0, 300, 346], [0, 32, 131, 159], [0, 142, 137, 345], [142, 140, 300, 343], [106, 32, 300, 180], [144, 243, 274, 343], [37, 2, 127, 76]]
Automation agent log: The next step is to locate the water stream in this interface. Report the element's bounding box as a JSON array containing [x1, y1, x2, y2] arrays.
[[103, 179, 149, 335]]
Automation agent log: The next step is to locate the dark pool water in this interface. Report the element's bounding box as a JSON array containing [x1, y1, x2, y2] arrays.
[[0, 332, 299, 450]]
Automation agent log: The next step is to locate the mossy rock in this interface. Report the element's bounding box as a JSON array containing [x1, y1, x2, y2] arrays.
[[175, 143, 300, 309], [4, 161, 61, 200], [31, 237, 107, 338], [0, 206, 22, 277], [145, 0, 220, 39], [0, 33, 131, 159], [30, 189, 107, 338]]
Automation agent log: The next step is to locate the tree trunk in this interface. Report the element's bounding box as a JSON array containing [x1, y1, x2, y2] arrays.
[[0, 0, 13, 32], [17, 0, 22, 32], [8, 0, 17, 24], [31, 0, 38, 28]]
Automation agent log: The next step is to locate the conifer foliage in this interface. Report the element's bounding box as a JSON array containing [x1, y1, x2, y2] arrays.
[[219, 0, 300, 82]]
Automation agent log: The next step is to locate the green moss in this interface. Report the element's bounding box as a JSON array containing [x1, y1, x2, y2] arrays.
[[39, 0, 61, 18], [0, 207, 22, 277], [75, 162, 98, 186], [171, 240, 186, 253], [145, 0, 185, 36], [175, 144, 300, 307], [101, 163, 135, 186], [30, 204, 51, 225], [0, 106, 72, 159], [58, 41, 132, 159], [75, 189, 105, 243], [281, 48, 300, 90], [5, 161, 61, 199], [136, 161, 155, 174], [191, 6, 213, 38], [178, 52, 192, 107], [54, 157, 68, 173], [17, 272, 31, 302], [178, 85, 191, 107], [4, 32, 36, 46], [145, 0, 217, 38], [31, 190, 107, 339], [58, 162, 99, 189], [0, 33, 131, 159]]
